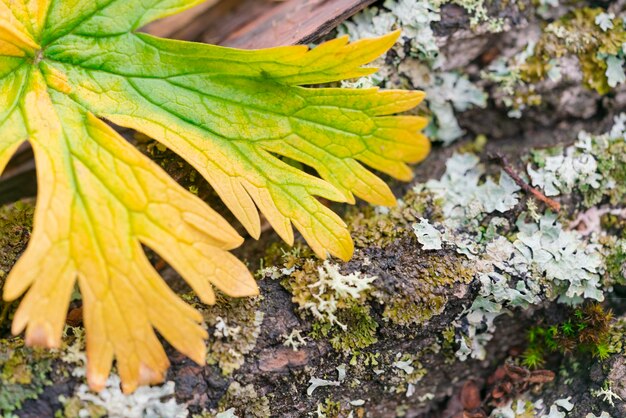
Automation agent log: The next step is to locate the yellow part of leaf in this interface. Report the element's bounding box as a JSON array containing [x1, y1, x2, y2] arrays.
[[4, 69, 257, 393], [0, 1, 40, 56]]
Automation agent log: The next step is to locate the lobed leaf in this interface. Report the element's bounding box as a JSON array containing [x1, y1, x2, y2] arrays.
[[0, 0, 429, 392]]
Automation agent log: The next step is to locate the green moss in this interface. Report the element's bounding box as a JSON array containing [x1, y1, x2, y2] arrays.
[[311, 304, 378, 353], [374, 252, 474, 326], [522, 303, 615, 369], [607, 317, 626, 355], [604, 239, 626, 287], [0, 200, 34, 313], [0, 338, 54, 414], [57, 397, 106, 418], [314, 398, 342, 418]]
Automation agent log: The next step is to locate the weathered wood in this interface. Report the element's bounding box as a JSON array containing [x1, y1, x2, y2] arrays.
[[205, 0, 378, 48], [146, 0, 376, 47], [6, 1, 626, 417]]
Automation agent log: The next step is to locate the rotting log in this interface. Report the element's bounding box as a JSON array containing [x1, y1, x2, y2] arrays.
[[2, 1, 626, 417]]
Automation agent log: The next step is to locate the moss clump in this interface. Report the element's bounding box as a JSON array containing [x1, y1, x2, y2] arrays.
[[373, 252, 475, 326], [0, 338, 54, 414], [522, 7, 626, 94], [281, 257, 379, 353], [311, 304, 378, 352], [607, 316, 626, 355], [182, 293, 264, 375], [0, 201, 36, 334], [57, 397, 107, 418], [313, 398, 342, 418], [347, 189, 442, 249], [522, 303, 615, 368]]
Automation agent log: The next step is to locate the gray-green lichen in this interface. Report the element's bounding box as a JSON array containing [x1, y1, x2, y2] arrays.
[[59, 376, 187, 418], [484, 5, 626, 117], [528, 114, 626, 207], [414, 116, 625, 362]]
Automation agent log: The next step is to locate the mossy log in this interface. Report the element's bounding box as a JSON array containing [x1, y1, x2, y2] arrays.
[[1, 1, 626, 417]]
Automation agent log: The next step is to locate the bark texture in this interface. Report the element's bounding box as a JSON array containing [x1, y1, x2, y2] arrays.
[[1, 1, 626, 417]]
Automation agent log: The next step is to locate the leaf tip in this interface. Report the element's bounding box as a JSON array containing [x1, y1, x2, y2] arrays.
[[87, 373, 108, 393], [24, 323, 60, 348]]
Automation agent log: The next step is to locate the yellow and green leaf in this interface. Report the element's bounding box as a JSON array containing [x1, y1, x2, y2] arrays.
[[0, 0, 429, 392]]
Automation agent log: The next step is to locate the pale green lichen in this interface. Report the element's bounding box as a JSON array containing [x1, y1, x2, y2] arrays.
[[380, 352, 428, 397], [523, 7, 626, 95], [278, 256, 379, 352], [292, 260, 376, 331], [517, 213, 603, 303], [490, 398, 544, 417], [412, 218, 443, 250], [592, 382, 623, 408], [528, 114, 626, 207], [483, 7, 626, 117], [481, 44, 544, 119], [424, 72, 488, 144], [539, 398, 575, 418], [58, 376, 187, 418], [424, 152, 520, 227], [281, 329, 307, 351], [420, 145, 608, 360], [586, 413, 613, 418]]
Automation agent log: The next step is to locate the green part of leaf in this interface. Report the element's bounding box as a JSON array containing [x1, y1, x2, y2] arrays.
[[42, 0, 207, 42]]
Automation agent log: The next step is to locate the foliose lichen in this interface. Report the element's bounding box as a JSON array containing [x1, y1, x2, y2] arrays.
[[528, 114, 626, 207], [59, 376, 187, 418]]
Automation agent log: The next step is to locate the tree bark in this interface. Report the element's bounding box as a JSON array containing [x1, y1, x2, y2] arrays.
[[3, 1, 626, 417]]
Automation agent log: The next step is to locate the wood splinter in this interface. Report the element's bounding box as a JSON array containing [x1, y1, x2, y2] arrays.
[[490, 153, 561, 212]]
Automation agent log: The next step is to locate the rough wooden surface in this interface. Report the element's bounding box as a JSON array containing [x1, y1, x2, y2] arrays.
[[146, 0, 377, 47], [3, 1, 626, 417]]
